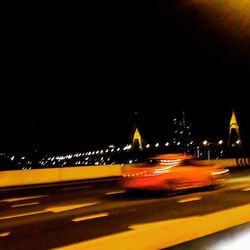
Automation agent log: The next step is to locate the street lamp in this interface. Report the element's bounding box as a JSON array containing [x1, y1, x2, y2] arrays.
[[203, 140, 208, 146], [202, 140, 210, 160], [236, 139, 241, 145], [218, 140, 223, 145]]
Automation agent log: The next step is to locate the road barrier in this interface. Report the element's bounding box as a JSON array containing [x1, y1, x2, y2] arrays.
[[0, 165, 123, 188], [195, 158, 250, 168], [1, 158, 249, 188]]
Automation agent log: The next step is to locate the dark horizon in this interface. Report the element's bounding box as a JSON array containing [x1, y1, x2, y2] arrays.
[[0, 95, 248, 154], [2, 0, 250, 153]]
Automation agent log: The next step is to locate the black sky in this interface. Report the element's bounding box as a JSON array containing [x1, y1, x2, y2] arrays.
[[2, 0, 250, 152]]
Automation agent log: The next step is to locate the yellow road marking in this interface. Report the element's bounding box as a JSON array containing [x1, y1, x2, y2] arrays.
[[178, 196, 202, 203], [106, 191, 125, 195], [72, 213, 109, 222], [46, 202, 98, 213], [0, 211, 46, 220], [0, 232, 11, 237], [11, 202, 40, 208], [0, 195, 47, 203]]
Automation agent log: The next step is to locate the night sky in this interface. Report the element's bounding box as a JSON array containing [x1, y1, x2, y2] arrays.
[[2, 0, 250, 153]]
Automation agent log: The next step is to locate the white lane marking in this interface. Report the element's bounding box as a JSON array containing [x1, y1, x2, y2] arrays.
[[106, 190, 125, 195], [72, 213, 109, 222], [62, 185, 94, 191], [46, 202, 99, 213], [11, 202, 40, 208], [0, 232, 11, 237], [0, 195, 47, 203], [242, 188, 250, 191], [53, 203, 250, 250], [0, 211, 46, 220], [178, 196, 202, 203]]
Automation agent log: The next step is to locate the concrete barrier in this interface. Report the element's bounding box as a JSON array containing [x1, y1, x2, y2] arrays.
[[192, 159, 238, 168], [0, 165, 123, 188], [193, 158, 250, 168], [1, 158, 249, 188]]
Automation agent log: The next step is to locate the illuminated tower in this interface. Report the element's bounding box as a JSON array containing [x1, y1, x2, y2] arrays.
[[228, 111, 241, 147], [132, 127, 143, 151]]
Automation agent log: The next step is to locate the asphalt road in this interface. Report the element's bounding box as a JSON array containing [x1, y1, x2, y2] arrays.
[[1, 172, 250, 250]]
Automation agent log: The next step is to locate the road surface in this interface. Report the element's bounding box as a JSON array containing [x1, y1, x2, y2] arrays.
[[1, 172, 250, 249]]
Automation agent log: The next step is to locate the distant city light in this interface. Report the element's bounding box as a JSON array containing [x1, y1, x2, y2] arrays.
[[165, 142, 169, 146], [155, 143, 159, 147], [236, 139, 241, 144], [146, 144, 150, 148], [177, 142, 181, 146], [218, 140, 223, 145]]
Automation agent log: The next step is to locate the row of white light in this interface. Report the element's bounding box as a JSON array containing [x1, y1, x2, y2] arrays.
[[203, 139, 227, 146], [20, 139, 228, 165]]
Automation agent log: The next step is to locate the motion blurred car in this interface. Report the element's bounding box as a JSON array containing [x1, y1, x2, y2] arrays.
[[121, 154, 229, 192]]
